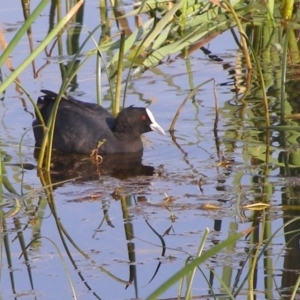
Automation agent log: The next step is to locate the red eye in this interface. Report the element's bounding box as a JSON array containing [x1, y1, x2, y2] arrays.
[[141, 115, 146, 121]]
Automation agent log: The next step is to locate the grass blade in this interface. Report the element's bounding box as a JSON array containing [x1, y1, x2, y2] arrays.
[[0, 0, 84, 94], [146, 227, 254, 300]]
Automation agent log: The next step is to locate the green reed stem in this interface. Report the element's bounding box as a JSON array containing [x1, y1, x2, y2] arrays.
[[281, 27, 291, 123], [223, 0, 252, 70], [113, 31, 125, 115], [40, 25, 102, 170], [0, 0, 84, 94], [184, 228, 209, 299], [146, 227, 253, 300], [0, 0, 49, 69]]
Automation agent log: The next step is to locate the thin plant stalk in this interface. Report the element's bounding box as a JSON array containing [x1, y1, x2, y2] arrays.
[[248, 212, 266, 300], [280, 27, 291, 123], [42, 56, 96, 170], [0, 0, 84, 94], [122, 10, 158, 108], [184, 227, 210, 299], [22, 236, 78, 299], [233, 218, 300, 297], [38, 25, 102, 170], [169, 78, 213, 132], [86, 25, 114, 105], [96, 44, 102, 106], [246, 34, 270, 128], [0, 0, 49, 69], [13, 218, 34, 289], [21, 0, 37, 76], [222, 0, 252, 70], [113, 30, 125, 115], [146, 227, 254, 300]]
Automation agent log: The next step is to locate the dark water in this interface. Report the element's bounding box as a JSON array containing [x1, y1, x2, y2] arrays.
[[1, 1, 300, 299]]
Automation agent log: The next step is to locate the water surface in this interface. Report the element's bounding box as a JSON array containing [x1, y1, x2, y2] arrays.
[[0, 1, 297, 299]]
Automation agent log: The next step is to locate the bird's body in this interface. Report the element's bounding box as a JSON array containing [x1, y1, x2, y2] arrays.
[[33, 90, 165, 155]]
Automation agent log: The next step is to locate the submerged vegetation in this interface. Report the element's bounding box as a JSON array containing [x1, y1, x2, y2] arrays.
[[1, 0, 300, 299]]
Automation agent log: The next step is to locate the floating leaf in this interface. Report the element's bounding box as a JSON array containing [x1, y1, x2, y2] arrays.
[[163, 192, 178, 202], [201, 203, 221, 210], [243, 203, 270, 210]]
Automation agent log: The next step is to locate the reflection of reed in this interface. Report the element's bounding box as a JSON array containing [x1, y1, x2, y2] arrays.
[[281, 211, 300, 299], [37, 169, 102, 299]]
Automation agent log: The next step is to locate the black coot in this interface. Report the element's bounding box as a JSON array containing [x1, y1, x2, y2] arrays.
[[32, 90, 165, 155]]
